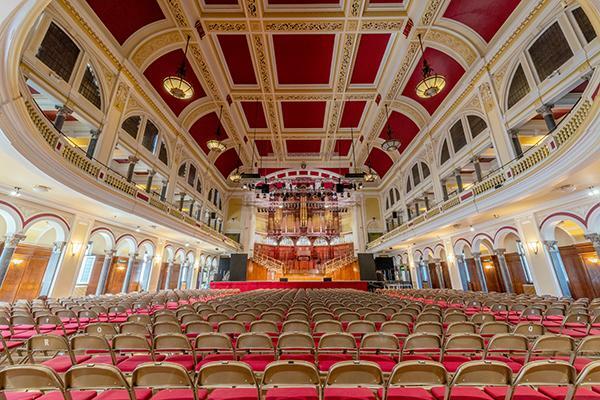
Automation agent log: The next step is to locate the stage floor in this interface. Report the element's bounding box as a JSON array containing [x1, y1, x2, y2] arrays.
[[210, 281, 368, 291]]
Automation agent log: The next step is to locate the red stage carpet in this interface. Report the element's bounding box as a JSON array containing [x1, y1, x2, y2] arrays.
[[210, 281, 368, 292]]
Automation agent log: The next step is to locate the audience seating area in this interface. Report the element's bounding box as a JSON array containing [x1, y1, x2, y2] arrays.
[[0, 288, 598, 400]]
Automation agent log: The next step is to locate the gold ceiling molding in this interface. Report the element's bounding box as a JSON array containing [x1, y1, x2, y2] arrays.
[[189, 44, 220, 100], [360, 20, 405, 31], [350, 0, 363, 17], [165, 0, 188, 27], [276, 94, 333, 101], [324, 100, 342, 157], [336, 33, 357, 92], [252, 35, 273, 93], [386, 41, 419, 100], [96, 61, 115, 92], [388, 100, 427, 128], [131, 30, 183, 69], [424, 28, 477, 66], [420, 0, 443, 25], [479, 82, 495, 113], [265, 100, 282, 157], [114, 82, 130, 112], [181, 102, 220, 129], [344, 93, 377, 100], [245, 0, 258, 17], [265, 22, 344, 32], [205, 22, 248, 32]]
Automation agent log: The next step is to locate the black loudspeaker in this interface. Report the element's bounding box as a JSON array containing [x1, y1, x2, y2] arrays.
[[323, 277, 332, 282], [228, 254, 248, 281], [261, 184, 270, 194], [392, 211, 399, 219], [279, 277, 288, 282], [336, 183, 344, 193], [357, 253, 378, 281]]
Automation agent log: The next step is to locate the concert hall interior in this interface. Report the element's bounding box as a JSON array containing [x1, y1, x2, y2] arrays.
[[0, 0, 599, 398]]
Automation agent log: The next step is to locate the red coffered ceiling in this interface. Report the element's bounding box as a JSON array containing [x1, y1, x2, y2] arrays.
[[443, 0, 521, 42], [217, 35, 257, 85], [143, 50, 206, 116], [281, 101, 327, 129], [215, 148, 242, 178], [85, 0, 164, 45], [81, 0, 522, 183], [273, 34, 335, 85], [189, 112, 229, 154]]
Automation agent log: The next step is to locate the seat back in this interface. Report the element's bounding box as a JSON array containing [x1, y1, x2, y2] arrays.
[[325, 360, 384, 389], [111, 334, 153, 357], [132, 362, 196, 399], [360, 333, 399, 355], [442, 334, 485, 361], [528, 334, 575, 362], [484, 333, 529, 360], [249, 320, 279, 334], [235, 333, 274, 354], [380, 321, 410, 336], [197, 361, 257, 390], [119, 322, 150, 336], [450, 360, 512, 396], [65, 364, 133, 399], [346, 320, 376, 334], [446, 322, 476, 335], [314, 320, 342, 334], [85, 323, 118, 338], [0, 365, 64, 398], [70, 334, 115, 364], [282, 320, 310, 333], [153, 321, 182, 335], [217, 321, 246, 334], [401, 333, 441, 361], [277, 332, 315, 355], [185, 321, 213, 335], [509, 360, 575, 399], [318, 332, 357, 356], [262, 360, 320, 388], [388, 360, 448, 388], [27, 334, 74, 365]]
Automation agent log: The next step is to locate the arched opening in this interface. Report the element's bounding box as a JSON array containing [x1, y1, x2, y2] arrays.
[[435, 247, 451, 289], [455, 242, 477, 291], [77, 229, 114, 296], [476, 238, 506, 293], [496, 231, 534, 294], [172, 249, 186, 290], [180, 252, 195, 290], [132, 242, 155, 292], [157, 246, 174, 290], [105, 237, 136, 294]]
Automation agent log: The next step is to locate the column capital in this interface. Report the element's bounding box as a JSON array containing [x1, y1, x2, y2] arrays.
[[543, 240, 558, 249], [4, 233, 26, 248], [507, 128, 519, 137], [536, 104, 554, 115], [128, 155, 139, 164], [472, 252, 481, 258], [471, 156, 480, 164], [494, 248, 506, 256], [454, 168, 462, 175], [90, 128, 102, 138], [129, 252, 139, 259], [104, 249, 116, 257], [52, 241, 67, 253], [585, 233, 600, 246], [147, 169, 156, 177]]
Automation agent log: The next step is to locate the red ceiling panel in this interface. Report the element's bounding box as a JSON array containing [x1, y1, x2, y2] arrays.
[[286, 140, 322, 154], [241, 101, 268, 129], [255, 140, 274, 157], [365, 148, 394, 178], [273, 34, 335, 85], [217, 35, 257, 85], [320, 167, 350, 176], [334, 139, 353, 157], [379, 111, 420, 153], [281, 101, 327, 129], [143, 50, 206, 116], [401, 48, 465, 115], [86, 0, 164, 45], [350, 34, 391, 85], [339, 101, 367, 128], [443, 0, 521, 42], [189, 112, 229, 154], [215, 148, 242, 178]]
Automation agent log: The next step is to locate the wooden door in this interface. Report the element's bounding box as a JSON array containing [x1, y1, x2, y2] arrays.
[[156, 262, 169, 289], [504, 253, 527, 294], [105, 257, 128, 294], [85, 255, 106, 295], [168, 263, 181, 288], [464, 258, 482, 291], [127, 260, 142, 292], [0, 243, 52, 302], [482, 256, 505, 293], [428, 263, 440, 288], [440, 262, 451, 288], [558, 244, 598, 299]]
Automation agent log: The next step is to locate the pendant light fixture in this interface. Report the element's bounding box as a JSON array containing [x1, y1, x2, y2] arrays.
[[163, 35, 194, 100], [241, 100, 261, 181], [206, 105, 226, 153], [344, 128, 366, 179], [364, 143, 377, 183], [415, 33, 446, 99], [381, 104, 401, 152]]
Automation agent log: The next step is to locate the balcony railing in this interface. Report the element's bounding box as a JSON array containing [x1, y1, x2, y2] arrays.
[[24, 100, 240, 251], [367, 89, 595, 250]]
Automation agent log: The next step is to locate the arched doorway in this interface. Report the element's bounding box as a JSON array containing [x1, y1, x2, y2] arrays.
[[78, 229, 114, 295], [157, 246, 174, 290], [106, 236, 136, 294], [495, 230, 533, 294], [474, 237, 505, 293], [172, 249, 186, 289], [435, 247, 452, 289]]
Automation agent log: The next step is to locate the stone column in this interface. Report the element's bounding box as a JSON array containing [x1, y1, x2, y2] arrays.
[[189, 200, 195, 217], [508, 129, 523, 158], [86, 128, 101, 159], [536, 104, 557, 131], [160, 180, 168, 202], [441, 179, 449, 201], [177, 261, 188, 289], [472, 157, 483, 182], [145, 169, 156, 193], [179, 193, 185, 211], [494, 248, 514, 293], [126, 156, 138, 183], [472, 252, 488, 293], [424, 197, 430, 211], [141, 256, 153, 291], [187, 262, 195, 289], [584, 233, 600, 258], [96, 249, 115, 295], [121, 253, 138, 293], [164, 260, 174, 290], [0, 233, 26, 287], [53, 105, 72, 131], [455, 169, 464, 193], [414, 202, 420, 216], [542, 241, 571, 298], [433, 258, 445, 288], [456, 254, 469, 290], [39, 241, 66, 296]]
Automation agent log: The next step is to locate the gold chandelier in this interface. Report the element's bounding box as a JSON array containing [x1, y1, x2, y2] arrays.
[[415, 34, 446, 99], [163, 36, 194, 100], [207, 105, 226, 153]]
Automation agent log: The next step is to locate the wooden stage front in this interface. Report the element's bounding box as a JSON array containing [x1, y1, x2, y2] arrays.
[[210, 281, 368, 291]]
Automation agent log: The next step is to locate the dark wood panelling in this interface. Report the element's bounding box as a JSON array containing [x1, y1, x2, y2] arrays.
[[428, 263, 440, 288], [105, 257, 128, 294], [0, 243, 52, 302], [465, 258, 482, 291], [127, 260, 142, 292], [558, 244, 598, 299], [440, 262, 451, 289], [168, 263, 181, 289], [504, 252, 527, 294], [483, 256, 505, 293], [156, 262, 169, 290], [85, 255, 105, 295]]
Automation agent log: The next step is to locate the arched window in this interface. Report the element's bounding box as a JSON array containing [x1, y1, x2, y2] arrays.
[[389, 188, 395, 205], [421, 162, 430, 179], [394, 188, 400, 201], [158, 142, 168, 165], [528, 22, 573, 82], [467, 115, 487, 138], [411, 164, 421, 186], [406, 177, 412, 193], [196, 179, 202, 194], [572, 7, 597, 43], [78, 64, 101, 109], [507, 64, 530, 109], [440, 139, 450, 165], [142, 120, 159, 153], [122, 116, 141, 139], [36, 22, 80, 82], [188, 164, 197, 187], [450, 120, 467, 152], [178, 162, 186, 177], [385, 198, 390, 210]]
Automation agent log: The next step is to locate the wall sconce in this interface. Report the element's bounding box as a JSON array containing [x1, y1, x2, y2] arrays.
[[447, 255, 454, 263], [11, 259, 24, 266], [71, 242, 83, 256], [586, 256, 600, 264], [527, 241, 540, 255]]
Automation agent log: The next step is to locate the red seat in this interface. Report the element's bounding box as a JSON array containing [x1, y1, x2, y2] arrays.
[[163, 354, 196, 371], [87, 355, 128, 365], [207, 388, 259, 400], [324, 387, 376, 400], [538, 386, 600, 400], [442, 355, 472, 373], [485, 355, 523, 373], [573, 357, 594, 372], [195, 354, 235, 370], [41, 355, 92, 373], [278, 354, 315, 363], [116, 355, 165, 372], [382, 387, 436, 400], [317, 355, 354, 372], [265, 387, 319, 400], [593, 388, 600, 394], [432, 386, 493, 400], [151, 389, 208, 400], [38, 391, 97, 400], [94, 389, 153, 400], [238, 354, 276, 372], [4, 393, 42, 400], [11, 330, 38, 340], [484, 386, 550, 400], [359, 354, 397, 372]]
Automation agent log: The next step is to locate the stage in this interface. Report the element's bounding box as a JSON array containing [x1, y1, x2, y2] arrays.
[[210, 280, 369, 292]]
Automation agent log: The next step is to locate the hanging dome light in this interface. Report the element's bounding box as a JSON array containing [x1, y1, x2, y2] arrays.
[[229, 168, 241, 183], [415, 34, 446, 99], [207, 105, 226, 152], [381, 104, 401, 152], [364, 167, 377, 182], [163, 36, 194, 100]]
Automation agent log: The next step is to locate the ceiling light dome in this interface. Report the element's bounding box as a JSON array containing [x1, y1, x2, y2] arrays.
[[163, 36, 194, 100], [381, 104, 401, 152], [415, 33, 446, 99], [207, 139, 227, 153], [229, 169, 241, 183]]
